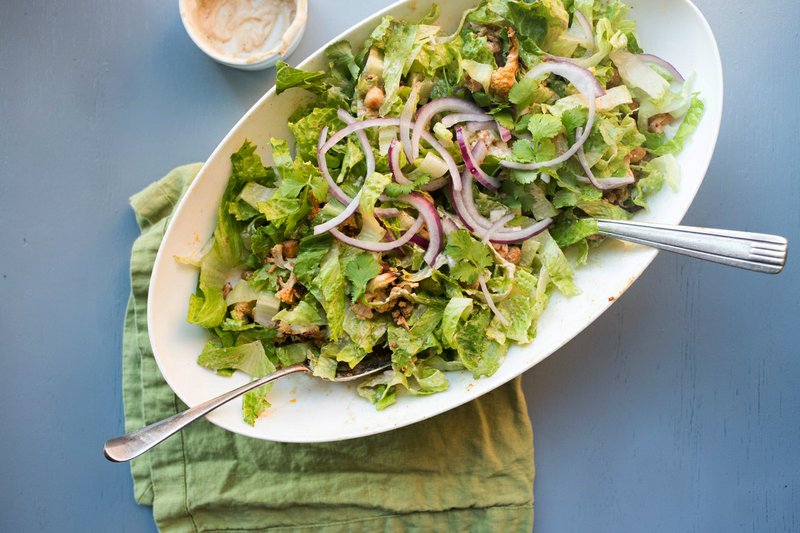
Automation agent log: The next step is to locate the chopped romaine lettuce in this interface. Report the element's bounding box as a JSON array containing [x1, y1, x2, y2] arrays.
[[184, 0, 703, 419]]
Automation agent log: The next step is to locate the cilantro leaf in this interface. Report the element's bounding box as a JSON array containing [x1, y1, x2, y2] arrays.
[[343, 252, 381, 302], [512, 139, 536, 163], [383, 174, 430, 197], [445, 230, 493, 285], [561, 106, 589, 138], [527, 114, 564, 141]]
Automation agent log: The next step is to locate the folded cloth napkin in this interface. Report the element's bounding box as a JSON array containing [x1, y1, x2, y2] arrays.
[[123, 164, 535, 532]]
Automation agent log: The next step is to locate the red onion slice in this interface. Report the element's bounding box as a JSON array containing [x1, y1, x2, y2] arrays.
[[638, 53, 686, 83], [316, 126, 352, 205], [496, 122, 513, 142], [314, 191, 362, 235], [400, 192, 443, 265], [450, 144, 489, 232], [420, 128, 462, 192], [330, 215, 424, 252], [464, 121, 493, 132], [453, 142, 553, 243], [410, 97, 484, 160], [479, 274, 508, 326], [481, 213, 515, 244], [574, 126, 635, 190], [576, 175, 634, 188], [322, 116, 462, 191], [485, 218, 553, 244], [499, 61, 603, 171], [321, 117, 400, 153], [338, 109, 375, 179], [440, 113, 494, 128], [375, 207, 401, 219], [410, 234, 430, 249], [456, 126, 500, 190], [388, 139, 411, 185], [420, 177, 449, 192]]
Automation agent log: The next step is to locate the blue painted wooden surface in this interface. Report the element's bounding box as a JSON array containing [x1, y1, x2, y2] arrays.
[[0, 1, 797, 531]]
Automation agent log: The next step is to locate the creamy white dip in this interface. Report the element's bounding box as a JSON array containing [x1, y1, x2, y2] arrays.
[[183, 0, 306, 64]]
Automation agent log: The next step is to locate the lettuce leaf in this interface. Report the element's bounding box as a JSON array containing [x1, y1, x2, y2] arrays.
[[532, 230, 579, 295], [632, 153, 680, 208], [288, 107, 343, 164], [441, 297, 474, 349], [276, 61, 327, 95], [313, 245, 347, 340], [230, 140, 274, 184], [550, 214, 598, 248], [197, 339, 278, 425], [388, 304, 444, 374], [273, 300, 326, 328], [342, 306, 389, 355], [379, 21, 417, 115], [487, 269, 539, 344], [357, 369, 406, 410], [648, 95, 704, 156], [293, 234, 333, 288], [453, 309, 507, 378]]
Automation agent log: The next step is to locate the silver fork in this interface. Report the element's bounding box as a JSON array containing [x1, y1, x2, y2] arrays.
[[596, 219, 788, 274]]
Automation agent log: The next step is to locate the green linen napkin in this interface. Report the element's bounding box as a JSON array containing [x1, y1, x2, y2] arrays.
[[123, 163, 535, 532]]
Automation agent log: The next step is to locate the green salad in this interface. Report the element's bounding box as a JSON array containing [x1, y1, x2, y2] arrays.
[[185, 0, 703, 424]]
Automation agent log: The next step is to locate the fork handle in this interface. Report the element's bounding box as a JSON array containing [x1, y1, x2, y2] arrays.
[[103, 364, 308, 463], [596, 219, 788, 274]]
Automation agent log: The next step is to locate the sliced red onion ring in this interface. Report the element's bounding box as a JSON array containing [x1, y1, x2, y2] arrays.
[[316, 126, 352, 205], [321, 117, 400, 153], [410, 234, 429, 249], [479, 275, 508, 326], [400, 80, 420, 161], [314, 191, 362, 235], [420, 177, 449, 192], [464, 121, 492, 132], [455, 126, 500, 190], [484, 218, 552, 244], [375, 208, 401, 219], [330, 215, 424, 252], [496, 122, 513, 142], [410, 97, 484, 160], [574, 126, 635, 190], [421, 129, 462, 192], [576, 175, 634, 188], [440, 113, 493, 128], [453, 142, 553, 243], [400, 192, 443, 265], [481, 213, 515, 244], [499, 61, 603, 171], [388, 139, 411, 185], [322, 116, 462, 191], [338, 109, 375, 179], [638, 53, 686, 83]]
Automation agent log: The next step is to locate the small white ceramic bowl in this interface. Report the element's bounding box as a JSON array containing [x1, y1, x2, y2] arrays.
[[179, 0, 308, 70]]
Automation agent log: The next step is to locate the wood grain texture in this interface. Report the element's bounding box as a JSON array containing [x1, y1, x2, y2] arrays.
[[0, 1, 797, 531]]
